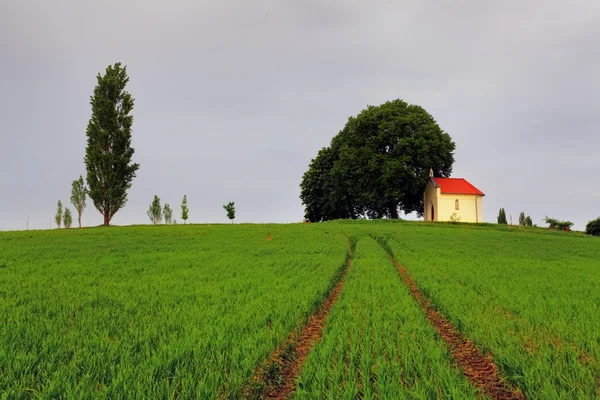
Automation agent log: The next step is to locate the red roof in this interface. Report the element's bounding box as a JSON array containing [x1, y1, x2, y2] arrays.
[[432, 177, 485, 196]]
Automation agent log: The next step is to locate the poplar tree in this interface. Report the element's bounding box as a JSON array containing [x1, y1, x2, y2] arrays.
[[164, 204, 173, 225], [181, 195, 189, 224], [147, 195, 162, 225], [64, 208, 73, 229], [55, 200, 63, 229], [84, 63, 140, 226], [70, 175, 88, 228]]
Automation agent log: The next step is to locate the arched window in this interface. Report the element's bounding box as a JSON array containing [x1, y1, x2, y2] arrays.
[[455, 199, 459, 210]]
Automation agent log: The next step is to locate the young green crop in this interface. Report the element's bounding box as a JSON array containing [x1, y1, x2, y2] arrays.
[[293, 236, 480, 399], [0, 224, 347, 398], [2, 220, 600, 398], [377, 223, 600, 398]]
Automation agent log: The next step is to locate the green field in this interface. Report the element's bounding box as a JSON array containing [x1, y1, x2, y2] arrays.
[[1, 222, 599, 398]]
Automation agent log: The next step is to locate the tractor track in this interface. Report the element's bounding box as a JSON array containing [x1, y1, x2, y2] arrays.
[[244, 235, 354, 400], [375, 238, 525, 400]]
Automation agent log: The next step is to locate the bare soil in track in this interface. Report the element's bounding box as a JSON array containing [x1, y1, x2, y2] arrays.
[[383, 248, 525, 400], [245, 240, 354, 400]]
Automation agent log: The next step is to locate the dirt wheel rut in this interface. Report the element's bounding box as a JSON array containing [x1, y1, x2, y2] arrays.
[[380, 243, 524, 400], [244, 237, 354, 399]]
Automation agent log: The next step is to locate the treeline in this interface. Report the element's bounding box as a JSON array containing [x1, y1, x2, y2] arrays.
[[146, 195, 236, 225], [497, 208, 600, 236], [147, 195, 187, 225], [496, 208, 533, 227]]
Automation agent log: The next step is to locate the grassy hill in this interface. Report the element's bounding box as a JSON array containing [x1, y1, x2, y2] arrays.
[[1, 221, 599, 398]]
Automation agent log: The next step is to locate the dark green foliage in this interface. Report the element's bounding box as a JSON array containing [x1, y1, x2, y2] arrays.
[[181, 195, 189, 224], [63, 208, 73, 229], [84, 63, 140, 226], [585, 218, 600, 236], [147, 195, 162, 225], [525, 216, 533, 227], [163, 204, 173, 225], [518, 212, 524, 226], [300, 99, 455, 221], [543, 216, 574, 231], [70, 175, 88, 228], [55, 201, 63, 229], [223, 201, 235, 223], [497, 208, 507, 224]]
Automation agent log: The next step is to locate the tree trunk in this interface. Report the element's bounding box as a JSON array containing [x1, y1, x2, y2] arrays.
[[389, 202, 399, 219], [78, 214, 82, 228], [103, 212, 110, 226]]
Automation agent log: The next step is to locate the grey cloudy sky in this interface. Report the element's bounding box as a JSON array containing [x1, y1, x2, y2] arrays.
[[1, 0, 599, 231]]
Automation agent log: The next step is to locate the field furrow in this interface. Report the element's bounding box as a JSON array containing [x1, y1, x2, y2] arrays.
[[293, 237, 480, 399], [373, 236, 524, 400], [381, 224, 600, 398], [246, 236, 355, 399]]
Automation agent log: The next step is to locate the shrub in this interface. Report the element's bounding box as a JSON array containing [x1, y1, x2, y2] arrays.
[[585, 218, 600, 236], [449, 212, 461, 223], [543, 216, 574, 231]]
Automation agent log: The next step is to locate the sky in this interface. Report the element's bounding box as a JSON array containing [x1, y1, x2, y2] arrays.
[[1, 0, 599, 231]]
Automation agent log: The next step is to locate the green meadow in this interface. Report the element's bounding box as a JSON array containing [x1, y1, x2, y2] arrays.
[[1, 222, 599, 398]]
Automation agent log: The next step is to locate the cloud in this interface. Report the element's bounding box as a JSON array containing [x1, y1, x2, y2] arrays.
[[1, 0, 598, 230]]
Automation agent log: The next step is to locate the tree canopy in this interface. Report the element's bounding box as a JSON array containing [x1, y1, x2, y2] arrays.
[[84, 62, 139, 226], [300, 99, 455, 221]]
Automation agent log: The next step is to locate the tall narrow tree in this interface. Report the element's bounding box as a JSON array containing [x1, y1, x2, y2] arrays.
[[518, 212, 526, 226], [55, 200, 63, 229], [70, 175, 88, 228], [84, 63, 140, 226], [147, 195, 162, 225], [63, 208, 73, 229], [497, 208, 508, 224], [163, 204, 173, 225], [181, 195, 189, 224]]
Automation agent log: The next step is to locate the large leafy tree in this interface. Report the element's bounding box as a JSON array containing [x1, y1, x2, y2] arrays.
[[84, 63, 140, 226], [300, 99, 455, 221]]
